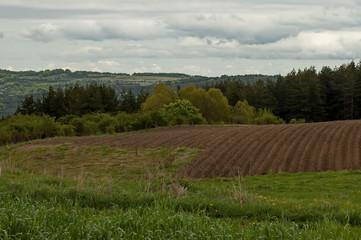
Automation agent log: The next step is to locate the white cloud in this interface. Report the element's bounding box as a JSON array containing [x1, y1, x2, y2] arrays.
[[47, 63, 55, 69], [97, 60, 120, 67], [247, 30, 361, 59], [151, 63, 161, 71], [183, 65, 213, 75], [62, 46, 104, 57], [178, 37, 208, 47]]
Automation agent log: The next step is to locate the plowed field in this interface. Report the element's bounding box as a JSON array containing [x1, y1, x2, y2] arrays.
[[21, 120, 361, 178]]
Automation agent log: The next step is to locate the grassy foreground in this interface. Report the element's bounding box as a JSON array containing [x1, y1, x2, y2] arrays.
[[1, 143, 361, 239]]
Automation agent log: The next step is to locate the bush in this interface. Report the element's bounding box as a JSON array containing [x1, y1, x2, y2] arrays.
[[115, 112, 134, 132], [0, 115, 61, 145], [254, 109, 285, 125], [70, 117, 99, 136], [39, 116, 62, 138], [161, 100, 206, 126], [149, 111, 168, 127], [289, 118, 306, 124], [57, 115, 77, 125], [0, 127, 12, 145], [131, 112, 153, 131], [59, 125, 75, 136], [98, 115, 117, 134]]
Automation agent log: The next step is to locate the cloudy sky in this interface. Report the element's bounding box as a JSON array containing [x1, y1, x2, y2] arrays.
[[0, 0, 360, 76]]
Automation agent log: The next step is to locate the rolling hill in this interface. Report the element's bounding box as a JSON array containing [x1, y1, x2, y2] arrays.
[[0, 69, 278, 117]]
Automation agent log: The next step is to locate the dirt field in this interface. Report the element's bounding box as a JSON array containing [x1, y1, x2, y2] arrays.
[[20, 120, 361, 178]]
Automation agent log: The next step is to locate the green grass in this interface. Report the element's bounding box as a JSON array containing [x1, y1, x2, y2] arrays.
[[1, 144, 361, 239]]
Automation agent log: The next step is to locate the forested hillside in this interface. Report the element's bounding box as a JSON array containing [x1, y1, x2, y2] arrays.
[[0, 69, 276, 117]]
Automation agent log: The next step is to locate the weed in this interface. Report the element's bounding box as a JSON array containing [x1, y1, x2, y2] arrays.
[[156, 150, 177, 169], [232, 176, 256, 204], [171, 182, 188, 198]]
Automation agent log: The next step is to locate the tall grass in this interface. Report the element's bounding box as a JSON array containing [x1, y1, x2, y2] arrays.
[[2, 145, 361, 238], [1, 181, 361, 240]]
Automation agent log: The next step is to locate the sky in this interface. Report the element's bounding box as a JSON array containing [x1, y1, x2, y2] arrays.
[[0, 0, 360, 76]]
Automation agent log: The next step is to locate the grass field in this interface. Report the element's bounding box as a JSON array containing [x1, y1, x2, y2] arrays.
[[1, 143, 361, 239]]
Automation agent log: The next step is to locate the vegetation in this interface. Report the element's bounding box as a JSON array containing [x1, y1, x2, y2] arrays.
[[161, 99, 206, 125], [0, 115, 62, 145], [16, 83, 127, 118], [1, 98, 209, 145], [141, 83, 177, 111], [6, 80, 283, 145], [0, 68, 275, 117], [7, 61, 361, 125], [1, 143, 361, 239], [211, 61, 361, 122]]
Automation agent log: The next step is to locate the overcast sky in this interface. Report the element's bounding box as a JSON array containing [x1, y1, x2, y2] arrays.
[[0, 0, 360, 76]]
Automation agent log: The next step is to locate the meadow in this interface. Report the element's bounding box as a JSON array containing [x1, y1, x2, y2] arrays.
[[1, 142, 361, 239]]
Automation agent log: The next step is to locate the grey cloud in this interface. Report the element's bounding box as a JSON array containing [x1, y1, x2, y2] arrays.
[[22, 20, 175, 42], [18, 0, 361, 46], [0, 5, 114, 19], [56, 29, 361, 61], [166, 14, 296, 44], [59, 44, 173, 60], [0, 32, 4, 38], [22, 24, 61, 42], [166, 4, 361, 45]]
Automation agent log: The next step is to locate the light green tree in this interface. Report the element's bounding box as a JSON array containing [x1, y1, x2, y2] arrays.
[[205, 88, 231, 123], [142, 83, 177, 111], [178, 85, 231, 123], [161, 99, 206, 125], [232, 100, 256, 124]]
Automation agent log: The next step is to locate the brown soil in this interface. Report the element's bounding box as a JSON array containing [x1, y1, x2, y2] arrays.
[[19, 120, 361, 178]]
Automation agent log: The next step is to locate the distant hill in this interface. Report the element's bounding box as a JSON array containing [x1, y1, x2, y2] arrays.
[[0, 69, 278, 117]]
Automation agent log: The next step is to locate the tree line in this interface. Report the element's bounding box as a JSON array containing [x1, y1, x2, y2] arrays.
[[210, 61, 361, 122], [5, 80, 283, 145], [8, 61, 361, 145], [15, 61, 361, 124], [16, 83, 148, 118]]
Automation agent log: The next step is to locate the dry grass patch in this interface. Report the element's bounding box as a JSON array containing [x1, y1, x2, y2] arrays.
[[11, 144, 200, 182]]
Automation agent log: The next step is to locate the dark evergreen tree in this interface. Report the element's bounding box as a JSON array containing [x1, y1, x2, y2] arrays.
[[15, 95, 40, 115], [135, 89, 149, 110]]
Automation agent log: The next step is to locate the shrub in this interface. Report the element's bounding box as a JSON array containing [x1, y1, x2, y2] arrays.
[[57, 115, 77, 125], [161, 100, 206, 126], [254, 109, 285, 125], [0, 115, 61, 145], [98, 115, 117, 134], [70, 117, 98, 136], [149, 111, 168, 127], [59, 125, 75, 136], [131, 112, 153, 130], [289, 118, 306, 124], [115, 112, 134, 132], [39, 116, 62, 138], [0, 127, 12, 145]]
